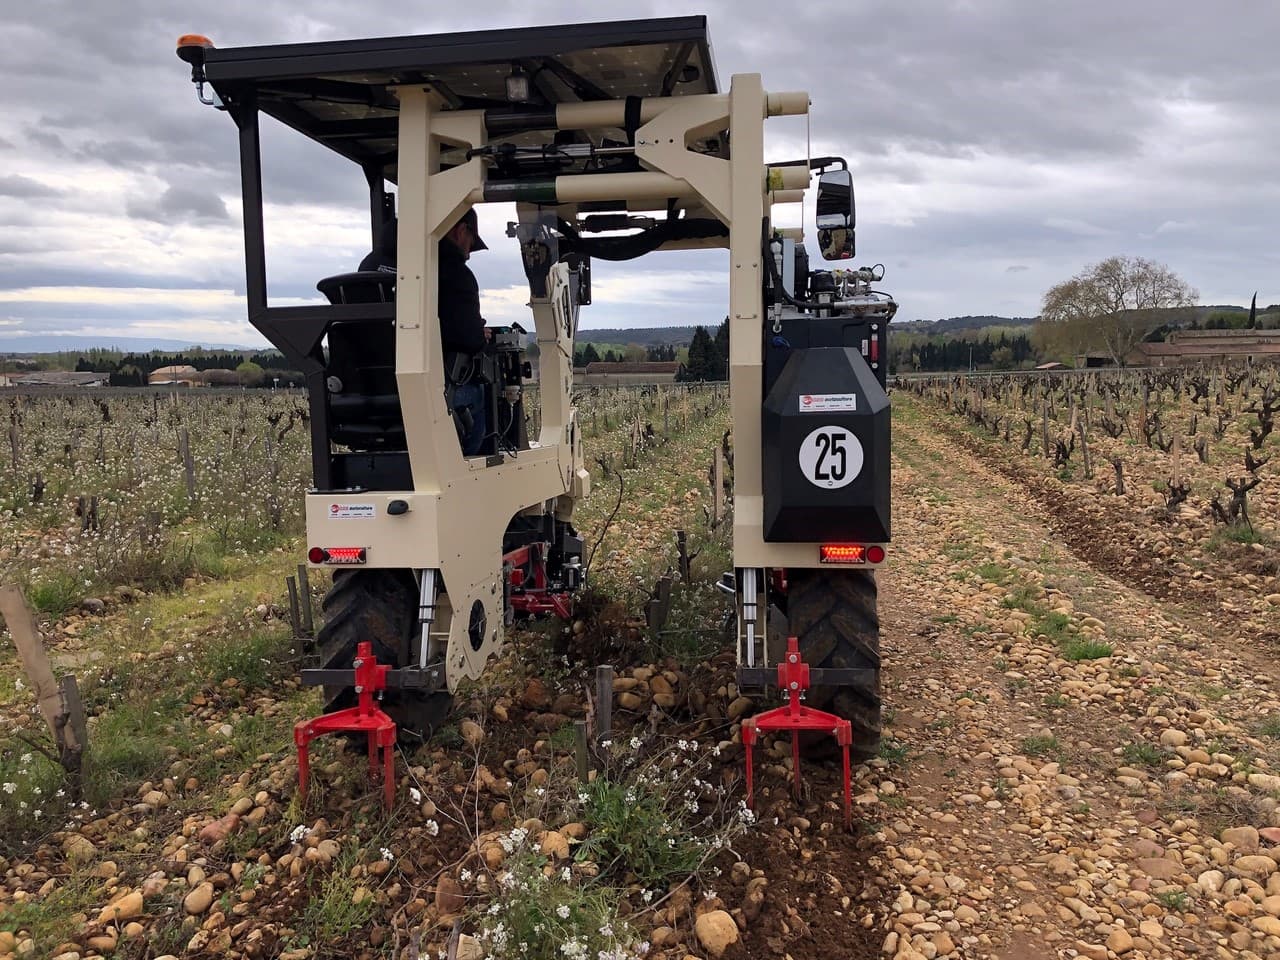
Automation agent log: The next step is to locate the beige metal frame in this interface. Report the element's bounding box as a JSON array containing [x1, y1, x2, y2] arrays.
[[306, 74, 866, 692]]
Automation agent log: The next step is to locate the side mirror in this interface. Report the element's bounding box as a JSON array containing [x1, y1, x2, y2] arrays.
[[815, 169, 855, 261]]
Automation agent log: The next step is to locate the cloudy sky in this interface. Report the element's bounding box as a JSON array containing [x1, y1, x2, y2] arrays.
[[0, 0, 1276, 348]]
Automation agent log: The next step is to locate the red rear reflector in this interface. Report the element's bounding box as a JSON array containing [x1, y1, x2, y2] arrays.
[[307, 546, 328, 564], [867, 545, 886, 564], [820, 544, 866, 564]]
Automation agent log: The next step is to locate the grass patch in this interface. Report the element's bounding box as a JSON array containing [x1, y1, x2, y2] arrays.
[[1198, 685, 1228, 703], [878, 740, 910, 765], [0, 870, 102, 950], [975, 562, 1011, 585], [1062, 640, 1114, 661], [24, 570, 84, 617], [1042, 693, 1070, 708], [1030, 611, 1073, 644], [292, 845, 377, 947], [1020, 735, 1063, 759], [1257, 715, 1280, 739], [1001, 584, 1042, 614], [1121, 742, 1164, 768], [1207, 524, 1270, 552]]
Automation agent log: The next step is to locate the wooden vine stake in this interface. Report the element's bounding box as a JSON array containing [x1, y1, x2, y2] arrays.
[[0, 585, 87, 792], [1171, 433, 1183, 487], [710, 446, 724, 529]]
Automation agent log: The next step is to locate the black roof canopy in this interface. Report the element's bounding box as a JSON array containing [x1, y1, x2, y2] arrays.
[[204, 17, 719, 174]]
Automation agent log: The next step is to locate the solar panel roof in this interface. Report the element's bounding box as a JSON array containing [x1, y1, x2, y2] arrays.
[[203, 17, 719, 175]]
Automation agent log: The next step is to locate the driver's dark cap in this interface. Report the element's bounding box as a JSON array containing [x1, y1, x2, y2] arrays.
[[460, 207, 488, 251]]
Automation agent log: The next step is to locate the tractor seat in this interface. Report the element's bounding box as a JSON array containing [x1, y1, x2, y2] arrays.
[[317, 271, 396, 305]]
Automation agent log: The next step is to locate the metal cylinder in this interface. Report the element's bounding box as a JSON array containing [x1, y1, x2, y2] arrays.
[[766, 91, 810, 116], [769, 189, 806, 205], [555, 96, 688, 130], [555, 171, 694, 203], [767, 166, 810, 191]]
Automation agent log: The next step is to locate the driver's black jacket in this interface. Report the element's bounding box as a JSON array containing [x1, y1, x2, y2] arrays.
[[359, 234, 484, 356]]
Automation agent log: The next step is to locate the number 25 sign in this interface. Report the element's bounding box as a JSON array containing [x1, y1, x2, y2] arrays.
[[798, 426, 864, 489]]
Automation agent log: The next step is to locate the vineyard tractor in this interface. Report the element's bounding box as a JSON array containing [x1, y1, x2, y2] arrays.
[[178, 16, 894, 764]]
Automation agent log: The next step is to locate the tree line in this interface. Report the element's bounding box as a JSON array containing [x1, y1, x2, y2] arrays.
[[72, 350, 302, 387]]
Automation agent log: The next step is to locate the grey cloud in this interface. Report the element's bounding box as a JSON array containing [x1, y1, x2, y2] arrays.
[[0, 174, 61, 197], [0, 0, 1277, 334], [1006, 265, 1029, 273], [126, 184, 230, 223]]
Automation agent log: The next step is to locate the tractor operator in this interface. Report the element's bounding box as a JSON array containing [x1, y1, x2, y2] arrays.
[[360, 208, 491, 456]]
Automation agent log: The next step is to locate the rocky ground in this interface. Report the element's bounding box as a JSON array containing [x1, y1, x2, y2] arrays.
[[3, 392, 1280, 960]]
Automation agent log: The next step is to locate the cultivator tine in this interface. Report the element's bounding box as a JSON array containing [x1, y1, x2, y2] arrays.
[[294, 642, 399, 811], [741, 637, 854, 829]]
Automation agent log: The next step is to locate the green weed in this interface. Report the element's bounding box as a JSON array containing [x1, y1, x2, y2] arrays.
[[878, 740, 910, 765], [1120, 742, 1163, 768], [471, 846, 636, 960], [1155, 890, 1191, 912], [1062, 640, 1113, 661], [294, 845, 378, 946], [1020, 735, 1063, 759], [1257, 715, 1280, 739], [576, 772, 703, 887]]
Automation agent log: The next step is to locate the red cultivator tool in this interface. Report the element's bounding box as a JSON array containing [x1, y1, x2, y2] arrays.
[[742, 637, 853, 829], [294, 642, 397, 811]]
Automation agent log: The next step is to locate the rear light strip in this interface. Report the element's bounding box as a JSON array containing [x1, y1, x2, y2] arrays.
[[820, 544, 886, 565], [308, 546, 367, 565]]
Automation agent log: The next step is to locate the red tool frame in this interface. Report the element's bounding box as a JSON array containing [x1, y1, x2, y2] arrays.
[[742, 637, 853, 829], [505, 542, 573, 619], [294, 641, 397, 811]]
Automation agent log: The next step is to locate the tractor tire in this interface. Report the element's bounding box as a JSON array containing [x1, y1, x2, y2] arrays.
[[316, 569, 452, 744], [786, 568, 881, 762]]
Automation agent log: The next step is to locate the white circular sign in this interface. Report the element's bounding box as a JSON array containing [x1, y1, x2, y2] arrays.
[[798, 426, 863, 489]]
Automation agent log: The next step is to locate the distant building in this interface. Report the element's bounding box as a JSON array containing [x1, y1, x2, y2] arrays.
[[1127, 329, 1280, 367], [1074, 353, 1117, 368], [148, 364, 200, 386], [575, 361, 683, 386], [4, 371, 107, 387]]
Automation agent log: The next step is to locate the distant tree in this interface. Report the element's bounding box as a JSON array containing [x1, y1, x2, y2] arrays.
[[109, 365, 144, 387], [711, 319, 729, 380], [236, 360, 265, 386], [1037, 256, 1198, 365], [603, 349, 618, 363], [679, 326, 715, 381], [624, 343, 647, 363], [990, 346, 1015, 370]]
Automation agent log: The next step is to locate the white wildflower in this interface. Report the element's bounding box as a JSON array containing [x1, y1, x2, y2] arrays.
[[289, 824, 310, 843], [560, 866, 571, 882], [460, 868, 472, 883], [600, 739, 612, 749], [424, 819, 439, 837], [409, 786, 422, 804], [629, 736, 642, 749], [380, 847, 394, 861], [556, 904, 571, 919], [2, 783, 15, 795]]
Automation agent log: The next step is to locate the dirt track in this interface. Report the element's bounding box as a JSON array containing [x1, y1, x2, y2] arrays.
[[869, 394, 1280, 960]]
